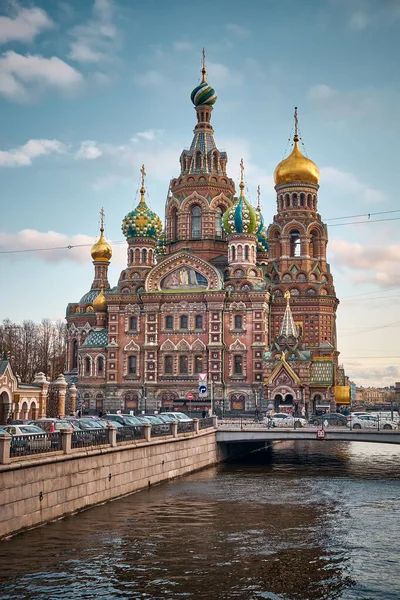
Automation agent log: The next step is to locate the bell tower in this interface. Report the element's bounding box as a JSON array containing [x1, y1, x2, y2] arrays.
[[267, 108, 339, 352]]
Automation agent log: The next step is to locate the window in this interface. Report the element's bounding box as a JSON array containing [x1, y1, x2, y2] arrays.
[[165, 355, 173, 374], [195, 151, 202, 169], [195, 315, 203, 329], [290, 230, 301, 257], [97, 356, 104, 374], [213, 153, 218, 171], [232, 246, 236, 261], [234, 315, 243, 329], [85, 357, 91, 375], [72, 339, 78, 370], [244, 246, 249, 260], [215, 207, 223, 237], [194, 355, 203, 374], [179, 355, 188, 374], [234, 355, 243, 375], [171, 208, 178, 241], [129, 316, 137, 330], [141, 249, 147, 264], [128, 355, 137, 375], [180, 315, 188, 329], [191, 205, 201, 238], [165, 315, 173, 329]]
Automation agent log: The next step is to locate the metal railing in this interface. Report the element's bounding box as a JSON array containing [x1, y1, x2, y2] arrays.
[[177, 421, 195, 433], [151, 423, 172, 437], [199, 417, 214, 430], [10, 432, 61, 456], [117, 425, 145, 442], [71, 428, 109, 449]]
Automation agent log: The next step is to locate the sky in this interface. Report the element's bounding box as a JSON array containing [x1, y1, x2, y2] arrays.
[[0, 0, 399, 388]]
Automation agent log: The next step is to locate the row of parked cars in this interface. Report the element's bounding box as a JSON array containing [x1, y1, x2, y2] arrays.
[[262, 411, 398, 430], [0, 412, 194, 452]]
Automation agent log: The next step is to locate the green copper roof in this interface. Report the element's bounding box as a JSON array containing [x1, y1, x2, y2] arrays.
[[81, 328, 108, 348]]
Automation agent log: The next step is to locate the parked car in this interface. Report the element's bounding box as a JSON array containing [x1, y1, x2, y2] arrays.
[[103, 414, 143, 427], [347, 415, 397, 430], [137, 415, 170, 434], [33, 418, 75, 432], [3, 424, 52, 452], [159, 412, 193, 422], [269, 413, 307, 428], [309, 413, 348, 426]]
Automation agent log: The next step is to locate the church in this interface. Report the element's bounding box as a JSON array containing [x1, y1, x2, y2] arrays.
[[65, 59, 350, 416]]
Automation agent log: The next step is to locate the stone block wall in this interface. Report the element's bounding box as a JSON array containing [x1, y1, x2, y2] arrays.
[[0, 430, 218, 539]]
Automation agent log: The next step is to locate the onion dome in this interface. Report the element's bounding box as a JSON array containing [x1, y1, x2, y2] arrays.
[[222, 181, 260, 235], [93, 288, 107, 312], [257, 227, 269, 252], [190, 53, 217, 107], [122, 166, 163, 240], [91, 216, 112, 263], [274, 108, 319, 186]]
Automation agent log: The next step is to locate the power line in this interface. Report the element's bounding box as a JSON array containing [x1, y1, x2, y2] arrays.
[[325, 209, 400, 221]]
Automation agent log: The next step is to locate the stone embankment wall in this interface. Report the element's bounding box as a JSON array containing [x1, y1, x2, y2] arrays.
[[0, 429, 219, 540]]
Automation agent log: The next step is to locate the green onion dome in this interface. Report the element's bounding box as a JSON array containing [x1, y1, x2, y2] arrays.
[[257, 227, 269, 252], [190, 67, 217, 106], [222, 181, 260, 235], [122, 187, 162, 240]]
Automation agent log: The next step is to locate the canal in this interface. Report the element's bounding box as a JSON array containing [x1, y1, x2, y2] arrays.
[[0, 441, 399, 599]]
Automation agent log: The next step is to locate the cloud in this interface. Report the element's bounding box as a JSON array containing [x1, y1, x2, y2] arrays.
[[75, 141, 102, 160], [0, 51, 83, 101], [349, 11, 370, 30], [343, 362, 400, 387], [207, 61, 235, 87], [0, 138, 67, 167], [308, 83, 376, 120], [173, 41, 193, 51], [0, 5, 53, 43], [0, 229, 95, 263], [329, 239, 400, 287], [68, 0, 118, 64], [320, 166, 385, 204], [131, 129, 164, 142], [134, 69, 167, 87], [225, 23, 250, 37]]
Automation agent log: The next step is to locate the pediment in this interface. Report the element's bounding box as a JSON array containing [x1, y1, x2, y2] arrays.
[[160, 339, 176, 351], [124, 340, 140, 352], [229, 339, 246, 351], [272, 367, 294, 387], [145, 252, 223, 292], [192, 339, 206, 351], [176, 339, 191, 351]]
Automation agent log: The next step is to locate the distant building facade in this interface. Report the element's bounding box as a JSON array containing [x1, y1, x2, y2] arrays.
[[65, 61, 349, 415]]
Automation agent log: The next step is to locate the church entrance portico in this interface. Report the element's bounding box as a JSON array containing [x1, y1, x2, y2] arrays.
[[0, 389, 12, 424]]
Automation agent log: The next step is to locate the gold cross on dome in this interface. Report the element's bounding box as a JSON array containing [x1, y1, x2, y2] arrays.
[[140, 164, 146, 188], [240, 158, 244, 182], [257, 185, 261, 210], [294, 106, 298, 137], [100, 207, 105, 230]]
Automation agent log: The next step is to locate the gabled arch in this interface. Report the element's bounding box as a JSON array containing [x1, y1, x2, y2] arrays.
[[145, 251, 223, 292], [176, 339, 191, 351], [160, 339, 176, 351], [229, 339, 247, 351], [191, 339, 206, 351], [180, 191, 209, 212], [282, 220, 307, 236], [124, 340, 140, 352]]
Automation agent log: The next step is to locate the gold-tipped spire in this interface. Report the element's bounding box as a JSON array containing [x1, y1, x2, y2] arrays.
[[91, 208, 112, 263], [139, 164, 146, 204], [257, 185, 261, 210], [280, 290, 298, 338], [201, 47, 207, 83], [274, 107, 320, 186]]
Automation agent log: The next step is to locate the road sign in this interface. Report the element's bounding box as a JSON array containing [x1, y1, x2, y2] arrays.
[[199, 385, 207, 395], [198, 373, 207, 382], [317, 429, 326, 439], [187, 393, 194, 400]]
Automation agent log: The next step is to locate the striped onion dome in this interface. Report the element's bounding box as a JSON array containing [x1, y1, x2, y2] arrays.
[[190, 67, 217, 106], [222, 181, 260, 235]]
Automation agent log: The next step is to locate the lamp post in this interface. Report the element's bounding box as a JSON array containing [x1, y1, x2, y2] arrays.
[[141, 383, 147, 414]]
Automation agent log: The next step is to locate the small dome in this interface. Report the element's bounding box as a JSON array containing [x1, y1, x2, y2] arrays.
[[122, 187, 163, 240], [222, 182, 260, 235], [91, 228, 112, 262], [274, 135, 319, 186], [191, 65, 217, 106], [93, 288, 107, 312]]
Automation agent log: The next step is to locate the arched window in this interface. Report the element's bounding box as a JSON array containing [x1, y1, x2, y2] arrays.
[[213, 153, 218, 171], [165, 355, 173, 374], [194, 355, 203, 373], [191, 205, 201, 238], [234, 315, 243, 329], [179, 355, 188, 374], [97, 356, 104, 374], [215, 207, 223, 237], [180, 315, 188, 329], [285, 194, 290, 208], [232, 246, 236, 261], [171, 208, 178, 241], [195, 315, 203, 329], [290, 230, 301, 257], [85, 357, 91, 375], [310, 230, 319, 258], [129, 316, 137, 330], [128, 355, 137, 374], [141, 249, 147, 264], [300, 193, 305, 207], [292, 193, 298, 207], [72, 339, 78, 370], [244, 245, 249, 260], [195, 151, 202, 169]]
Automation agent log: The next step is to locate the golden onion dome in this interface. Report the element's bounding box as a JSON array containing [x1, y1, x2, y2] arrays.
[[91, 227, 112, 263], [93, 288, 107, 312], [274, 134, 320, 186]]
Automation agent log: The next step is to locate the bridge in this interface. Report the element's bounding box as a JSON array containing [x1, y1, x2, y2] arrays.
[[216, 423, 400, 445]]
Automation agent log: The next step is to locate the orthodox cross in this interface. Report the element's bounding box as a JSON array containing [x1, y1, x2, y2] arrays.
[[257, 185, 261, 210], [240, 158, 244, 182], [140, 164, 146, 188], [100, 207, 105, 232], [294, 106, 299, 137], [202, 48, 207, 82]]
